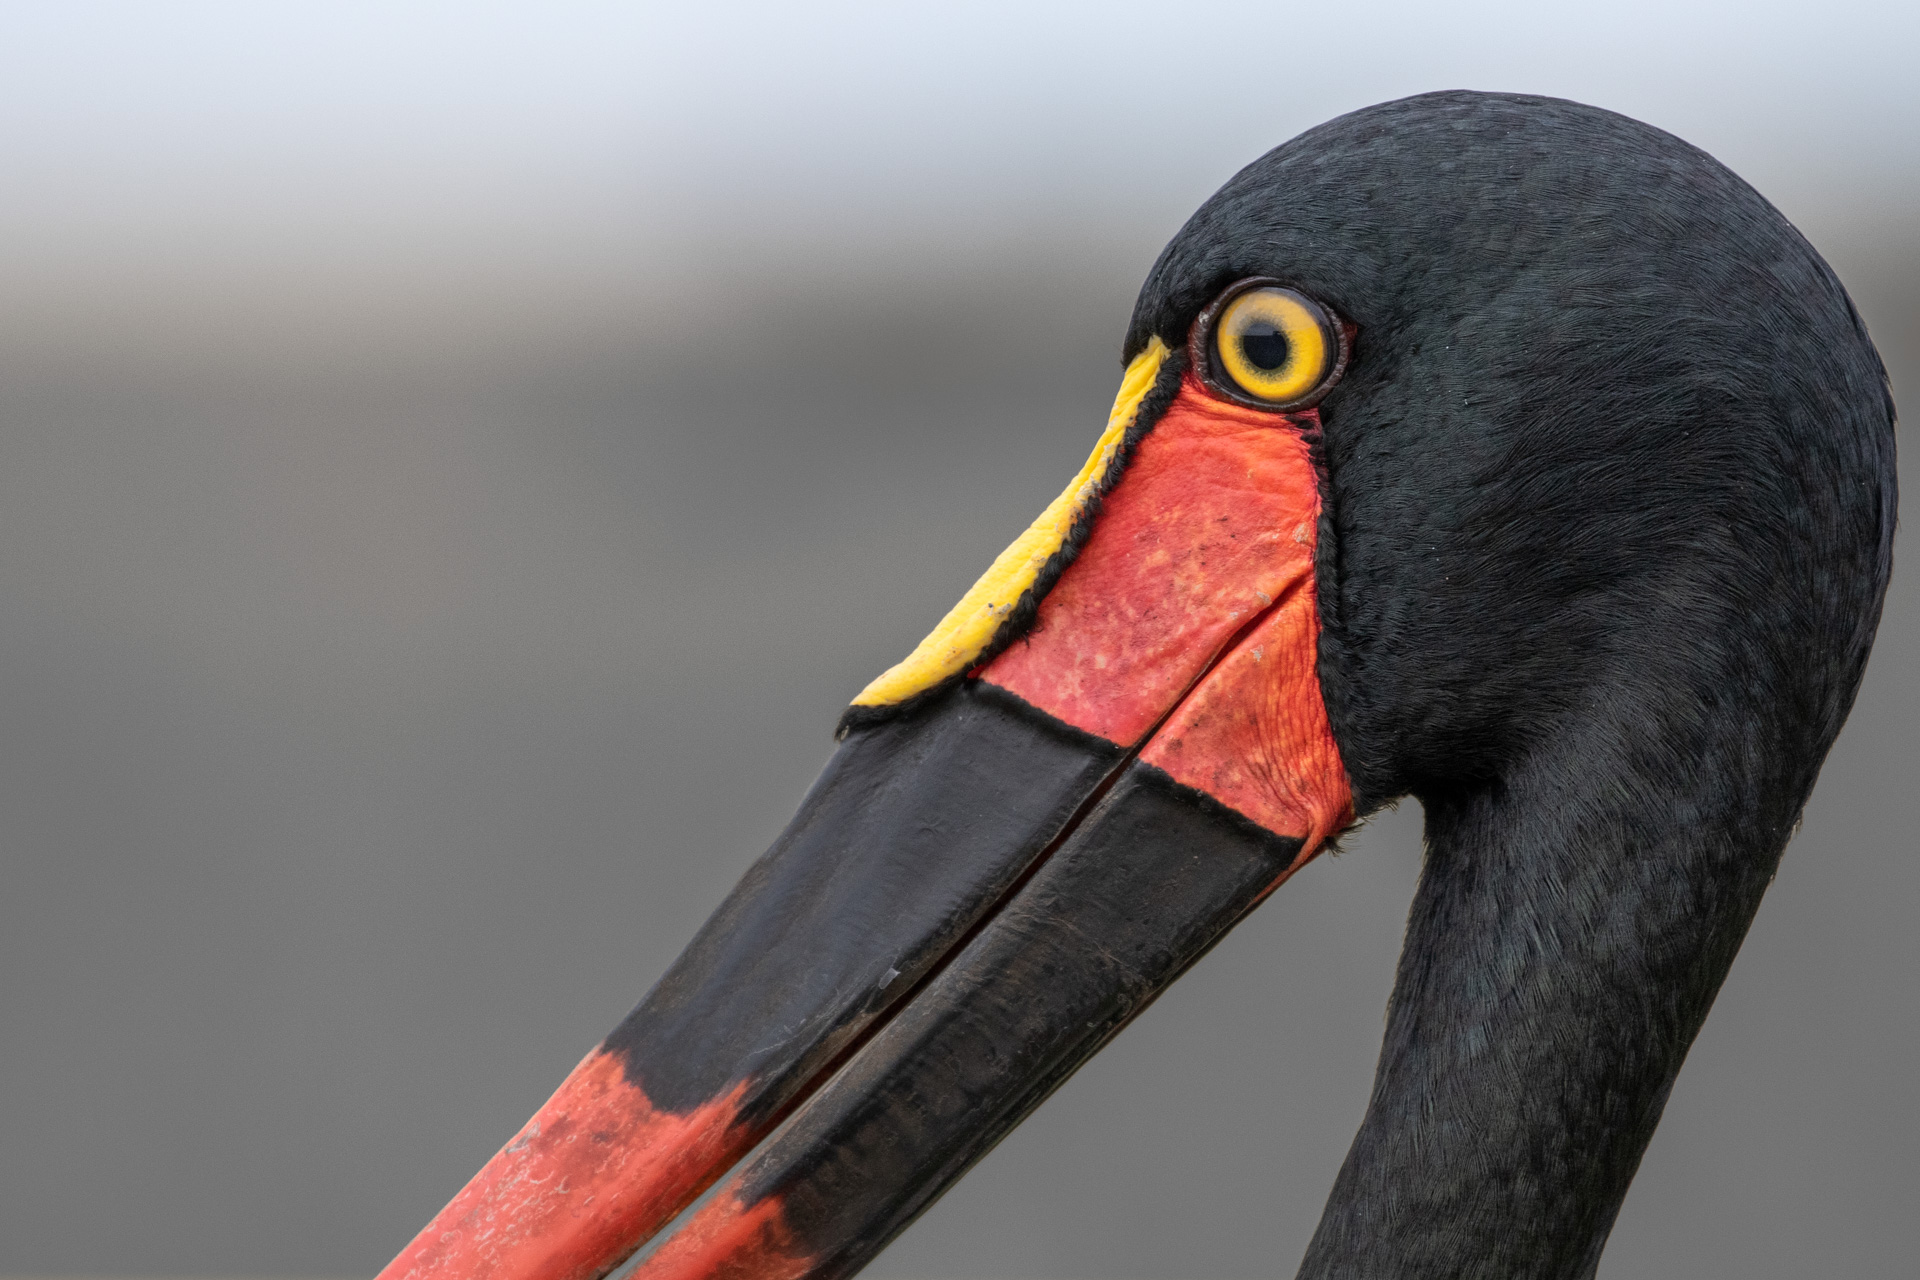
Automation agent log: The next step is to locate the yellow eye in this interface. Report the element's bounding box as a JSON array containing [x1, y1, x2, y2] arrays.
[[1207, 284, 1340, 409]]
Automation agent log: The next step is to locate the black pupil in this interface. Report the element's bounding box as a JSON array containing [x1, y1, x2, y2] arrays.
[[1240, 322, 1291, 371]]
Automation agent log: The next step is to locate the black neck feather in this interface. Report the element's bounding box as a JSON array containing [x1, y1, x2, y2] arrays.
[[1118, 91, 1897, 1276], [1299, 704, 1796, 1278]]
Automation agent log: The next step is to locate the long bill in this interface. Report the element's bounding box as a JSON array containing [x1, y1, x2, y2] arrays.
[[376, 338, 1354, 1280]]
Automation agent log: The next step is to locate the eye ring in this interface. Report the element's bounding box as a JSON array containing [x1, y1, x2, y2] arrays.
[[1189, 278, 1350, 412]]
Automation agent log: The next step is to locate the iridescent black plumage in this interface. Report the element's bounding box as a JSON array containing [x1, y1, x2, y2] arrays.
[[1133, 90, 1894, 1276]]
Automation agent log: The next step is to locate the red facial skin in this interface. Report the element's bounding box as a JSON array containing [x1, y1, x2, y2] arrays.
[[983, 373, 1353, 848], [1137, 565, 1352, 852], [376, 1051, 749, 1280]]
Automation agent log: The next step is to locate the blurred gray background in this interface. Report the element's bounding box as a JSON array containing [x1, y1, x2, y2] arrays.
[[1, 3, 1914, 1278]]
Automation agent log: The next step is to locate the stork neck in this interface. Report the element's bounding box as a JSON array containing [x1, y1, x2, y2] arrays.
[[1297, 725, 1792, 1279]]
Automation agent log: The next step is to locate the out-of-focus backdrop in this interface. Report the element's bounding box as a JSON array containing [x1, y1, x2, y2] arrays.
[[1, 3, 1913, 1278]]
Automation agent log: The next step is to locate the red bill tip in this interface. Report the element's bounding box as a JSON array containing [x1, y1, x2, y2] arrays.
[[629, 1185, 812, 1280], [379, 1050, 751, 1280]]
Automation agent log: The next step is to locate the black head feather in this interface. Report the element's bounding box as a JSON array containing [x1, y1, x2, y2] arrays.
[[1130, 91, 1895, 1277], [1131, 89, 1893, 810]]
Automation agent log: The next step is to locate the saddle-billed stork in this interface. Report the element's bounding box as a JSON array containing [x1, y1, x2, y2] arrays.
[[374, 90, 1896, 1280]]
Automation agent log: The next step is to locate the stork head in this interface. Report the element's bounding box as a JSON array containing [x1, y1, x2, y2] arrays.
[[379, 91, 1895, 1280]]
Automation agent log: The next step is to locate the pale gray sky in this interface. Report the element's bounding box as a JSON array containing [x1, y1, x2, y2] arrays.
[[2, 2, 1915, 250]]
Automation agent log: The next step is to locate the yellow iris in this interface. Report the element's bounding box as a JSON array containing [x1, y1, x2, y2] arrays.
[[1214, 287, 1332, 406]]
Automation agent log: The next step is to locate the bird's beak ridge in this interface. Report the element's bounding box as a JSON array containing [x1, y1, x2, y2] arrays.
[[377, 339, 1354, 1280]]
